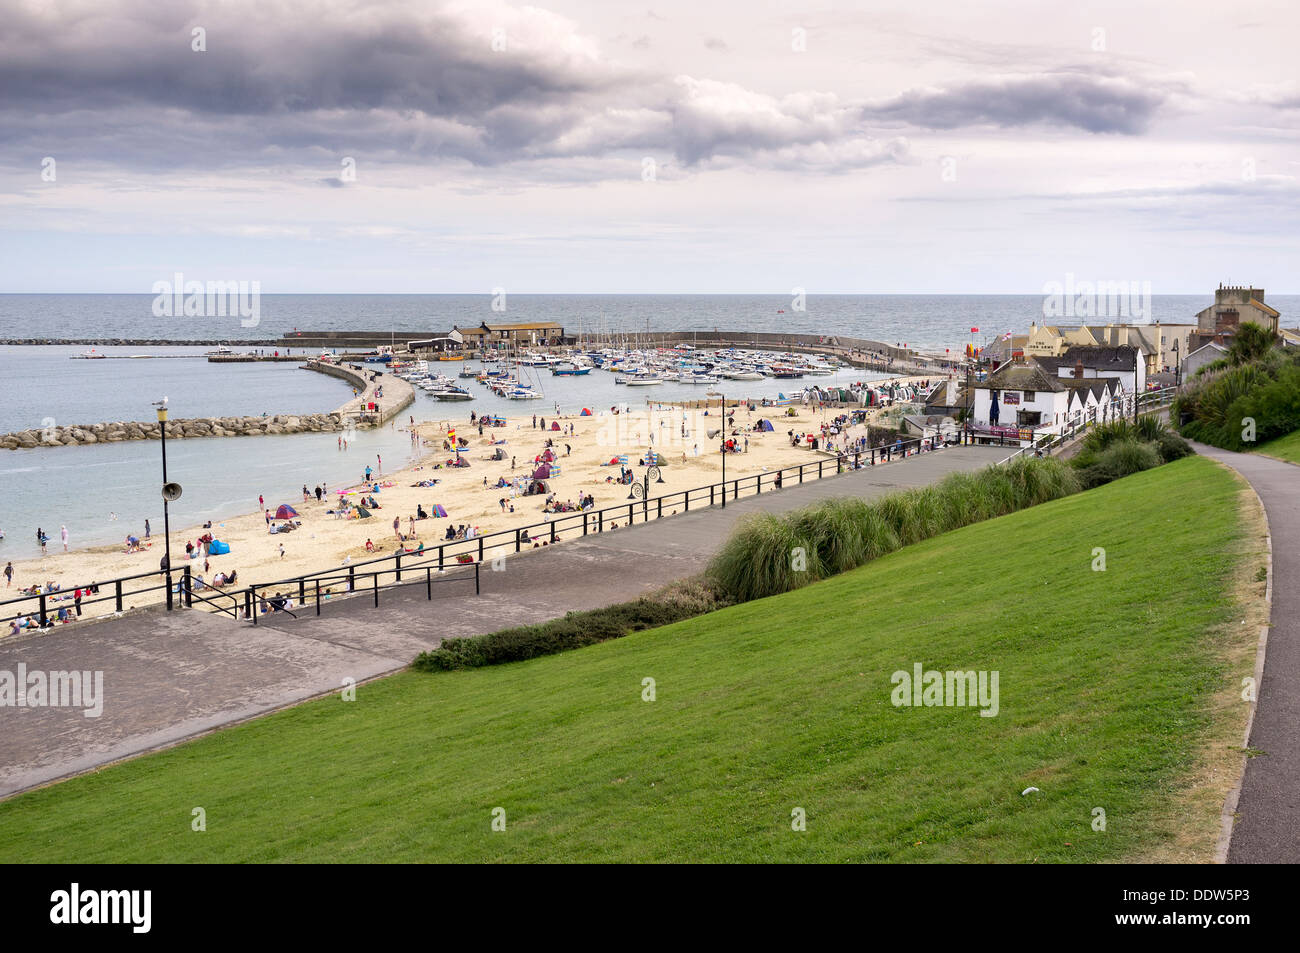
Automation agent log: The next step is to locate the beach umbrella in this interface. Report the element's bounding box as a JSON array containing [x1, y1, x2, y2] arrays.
[[274, 504, 298, 519], [430, 504, 448, 518], [355, 506, 372, 518], [989, 392, 1000, 423]]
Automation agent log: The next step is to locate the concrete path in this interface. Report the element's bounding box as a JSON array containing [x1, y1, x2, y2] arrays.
[[0, 445, 1006, 799], [1190, 444, 1300, 864]]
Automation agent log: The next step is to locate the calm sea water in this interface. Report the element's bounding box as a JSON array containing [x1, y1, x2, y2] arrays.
[[2, 292, 1294, 562], [6, 293, 1293, 352]]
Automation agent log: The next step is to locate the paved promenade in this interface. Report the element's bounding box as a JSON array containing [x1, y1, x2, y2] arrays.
[[1189, 444, 1300, 864], [0, 445, 1006, 798]]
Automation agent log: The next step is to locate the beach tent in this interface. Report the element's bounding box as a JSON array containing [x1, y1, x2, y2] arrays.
[[541, 448, 556, 462], [429, 504, 448, 518], [450, 457, 471, 468], [209, 540, 230, 555], [756, 418, 775, 431], [274, 504, 298, 519], [525, 479, 552, 496], [354, 506, 372, 518], [580, 408, 592, 416], [550, 421, 561, 430], [488, 447, 507, 460], [532, 464, 552, 480]]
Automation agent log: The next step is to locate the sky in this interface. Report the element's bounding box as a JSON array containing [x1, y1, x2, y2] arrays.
[[0, 0, 1297, 293]]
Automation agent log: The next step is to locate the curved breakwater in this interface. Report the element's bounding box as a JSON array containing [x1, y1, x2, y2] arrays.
[[0, 361, 414, 450]]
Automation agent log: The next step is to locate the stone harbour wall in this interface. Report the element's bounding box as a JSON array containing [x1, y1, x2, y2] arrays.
[[0, 413, 350, 450]]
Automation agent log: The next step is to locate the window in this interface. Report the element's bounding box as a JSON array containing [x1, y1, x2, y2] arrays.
[[1022, 390, 1035, 400]]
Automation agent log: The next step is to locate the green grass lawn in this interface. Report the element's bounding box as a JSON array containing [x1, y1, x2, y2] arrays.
[[1255, 429, 1300, 464], [0, 457, 1258, 862]]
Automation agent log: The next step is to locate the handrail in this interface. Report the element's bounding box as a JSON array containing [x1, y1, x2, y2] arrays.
[[8, 428, 958, 627]]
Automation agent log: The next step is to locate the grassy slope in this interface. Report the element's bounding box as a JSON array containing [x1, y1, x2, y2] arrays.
[[0, 457, 1254, 863], [1256, 429, 1300, 464]]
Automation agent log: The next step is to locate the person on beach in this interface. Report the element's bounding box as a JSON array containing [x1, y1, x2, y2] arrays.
[[393, 516, 401, 539], [278, 543, 286, 560], [265, 509, 271, 526], [144, 518, 151, 539], [377, 454, 382, 475], [365, 465, 373, 482], [4, 562, 12, 587], [61, 525, 69, 552], [259, 494, 264, 509], [302, 484, 310, 502], [315, 485, 323, 502]]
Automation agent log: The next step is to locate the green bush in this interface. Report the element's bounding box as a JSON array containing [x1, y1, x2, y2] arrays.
[[413, 588, 728, 671], [708, 457, 1081, 602], [709, 513, 823, 603], [1174, 344, 1300, 450]]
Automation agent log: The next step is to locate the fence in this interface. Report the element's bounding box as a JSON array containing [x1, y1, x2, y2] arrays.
[[998, 386, 1179, 464], [3, 432, 969, 629]]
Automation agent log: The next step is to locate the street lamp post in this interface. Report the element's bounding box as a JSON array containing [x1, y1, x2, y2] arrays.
[[1172, 338, 1181, 387], [720, 393, 727, 507], [155, 399, 174, 610]]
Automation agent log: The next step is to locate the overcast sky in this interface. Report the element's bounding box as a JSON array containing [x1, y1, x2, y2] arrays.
[[1, 0, 1296, 293]]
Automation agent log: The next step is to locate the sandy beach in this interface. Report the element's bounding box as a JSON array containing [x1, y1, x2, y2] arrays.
[[3, 377, 942, 624]]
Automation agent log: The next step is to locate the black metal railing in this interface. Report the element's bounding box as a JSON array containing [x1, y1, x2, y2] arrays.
[[3, 429, 963, 628]]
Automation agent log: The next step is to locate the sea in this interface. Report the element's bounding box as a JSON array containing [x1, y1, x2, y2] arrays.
[[2, 293, 1294, 561]]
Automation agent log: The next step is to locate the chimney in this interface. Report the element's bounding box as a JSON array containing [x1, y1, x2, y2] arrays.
[[1073, 359, 1084, 380]]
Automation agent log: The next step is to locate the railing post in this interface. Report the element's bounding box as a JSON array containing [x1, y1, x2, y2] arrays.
[[426, 567, 432, 600], [438, 546, 444, 571], [629, 503, 634, 524], [183, 565, 192, 608], [710, 485, 715, 505], [475, 563, 480, 595], [395, 551, 402, 582], [598, 510, 604, 533], [684, 490, 689, 512], [315, 580, 321, 616], [756, 474, 761, 495], [115, 579, 123, 612], [348, 565, 355, 592], [373, 573, 379, 608], [165, 570, 173, 611], [657, 498, 663, 518], [39, 593, 47, 627], [479, 536, 485, 562], [818, 461, 823, 479], [551, 521, 558, 543], [583, 512, 588, 536], [298, 577, 305, 604], [251, 587, 258, 625]]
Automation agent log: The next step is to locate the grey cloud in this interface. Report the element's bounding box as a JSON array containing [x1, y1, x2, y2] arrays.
[[862, 72, 1168, 134]]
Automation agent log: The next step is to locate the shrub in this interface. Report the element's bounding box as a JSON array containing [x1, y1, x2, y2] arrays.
[[413, 584, 730, 671], [1096, 438, 1162, 480], [707, 457, 1081, 603], [708, 513, 822, 602], [1154, 429, 1194, 462]]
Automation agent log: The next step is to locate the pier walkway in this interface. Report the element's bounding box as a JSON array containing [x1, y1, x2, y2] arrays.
[[0, 445, 1006, 798]]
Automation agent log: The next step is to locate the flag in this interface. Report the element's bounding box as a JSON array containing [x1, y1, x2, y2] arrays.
[[970, 327, 980, 333], [1002, 331, 1012, 341]]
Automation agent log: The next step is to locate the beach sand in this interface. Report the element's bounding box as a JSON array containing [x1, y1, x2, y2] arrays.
[[3, 375, 943, 624]]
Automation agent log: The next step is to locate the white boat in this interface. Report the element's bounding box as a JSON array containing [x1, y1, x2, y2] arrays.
[[506, 387, 543, 400], [624, 373, 664, 386], [722, 369, 763, 380], [430, 386, 474, 401]]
